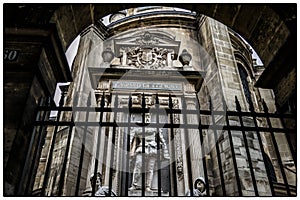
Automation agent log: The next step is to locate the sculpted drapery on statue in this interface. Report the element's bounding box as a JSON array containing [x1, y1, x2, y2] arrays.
[[129, 128, 170, 191]]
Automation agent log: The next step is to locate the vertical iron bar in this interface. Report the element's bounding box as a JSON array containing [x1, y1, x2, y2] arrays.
[[108, 94, 118, 196], [102, 127, 109, 186], [262, 100, 291, 196], [181, 95, 194, 196], [57, 114, 74, 196], [120, 101, 127, 197], [20, 97, 47, 194], [235, 96, 259, 196], [125, 94, 132, 196], [209, 96, 226, 196], [92, 93, 106, 196], [248, 102, 275, 196], [275, 103, 296, 167], [75, 93, 91, 196], [168, 94, 177, 196], [195, 93, 210, 196], [41, 92, 66, 196], [26, 104, 47, 194], [221, 95, 243, 196], [141, 93, 146, 197], [155, 94, 162, 196]]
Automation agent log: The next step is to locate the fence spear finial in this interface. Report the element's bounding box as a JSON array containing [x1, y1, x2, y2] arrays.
[[221, 94, 227, 111], [209, 95, 213, 111], [248, 100, 255, 113], [168, 93, 173, 108], [155, 93, 159, 107], [262, 99, 269, 113], [128, 93, 132, 110], [100, 92, 105, 108], [87, 92, 92, 107], [235, 96, 241, 112]]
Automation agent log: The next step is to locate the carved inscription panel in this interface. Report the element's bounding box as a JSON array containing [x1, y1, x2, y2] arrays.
[[111, 81, 182, 91]]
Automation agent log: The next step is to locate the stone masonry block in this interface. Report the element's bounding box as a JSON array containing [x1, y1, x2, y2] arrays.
[[236, 157, 247, 168], [233, 137, 242, 146]]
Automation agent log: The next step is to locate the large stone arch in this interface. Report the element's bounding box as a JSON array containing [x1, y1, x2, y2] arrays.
[[3, 4, 296, 196], [4, 4, 296, 68]]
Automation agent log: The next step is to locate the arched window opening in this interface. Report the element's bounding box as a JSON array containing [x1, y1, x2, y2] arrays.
[[237, 64, 253, 106]]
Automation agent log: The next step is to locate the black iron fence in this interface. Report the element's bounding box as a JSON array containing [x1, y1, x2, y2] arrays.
[[27, 91, 296, 196]]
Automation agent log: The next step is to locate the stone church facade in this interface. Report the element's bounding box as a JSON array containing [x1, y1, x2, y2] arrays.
[[4, 5, 296, 197]]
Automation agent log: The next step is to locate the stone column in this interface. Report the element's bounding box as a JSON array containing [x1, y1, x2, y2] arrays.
[[58, 25, 106, 196]]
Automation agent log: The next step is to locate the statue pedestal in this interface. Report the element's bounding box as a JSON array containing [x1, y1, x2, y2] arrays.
[[128, 190, 169, 196], [82, 189, 92, 196]]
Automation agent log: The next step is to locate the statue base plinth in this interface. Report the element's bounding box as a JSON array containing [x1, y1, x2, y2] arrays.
[[128, 189, 169, 196]]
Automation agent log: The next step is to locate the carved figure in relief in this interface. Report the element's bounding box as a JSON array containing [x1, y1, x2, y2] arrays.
[[129, 128, 170, 191], [186, 177, 206, 196]]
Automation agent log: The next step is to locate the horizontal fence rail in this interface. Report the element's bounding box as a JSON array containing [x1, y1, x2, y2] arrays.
[[29, 92, 296, 197]]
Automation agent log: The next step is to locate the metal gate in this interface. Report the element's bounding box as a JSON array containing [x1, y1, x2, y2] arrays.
[[26, 90, 296, 196]]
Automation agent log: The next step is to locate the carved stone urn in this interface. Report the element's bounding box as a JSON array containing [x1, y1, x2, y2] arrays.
[[179, 49, 192, 67], [102, 47, 115, 63]]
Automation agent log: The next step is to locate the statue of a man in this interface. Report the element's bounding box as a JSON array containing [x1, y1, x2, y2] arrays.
[[186, 177, 206, 196], [129, 128, 170, 191]]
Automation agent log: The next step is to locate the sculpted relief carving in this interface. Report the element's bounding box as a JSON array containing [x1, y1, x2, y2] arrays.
[[125, 46, 169, 69], [136, 31, 159, 47], [112, 31, 182, 69]]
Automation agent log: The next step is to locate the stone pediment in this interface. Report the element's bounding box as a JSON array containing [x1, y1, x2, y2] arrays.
[[114, 31, 181, 58], [113, 31, 181, 69]]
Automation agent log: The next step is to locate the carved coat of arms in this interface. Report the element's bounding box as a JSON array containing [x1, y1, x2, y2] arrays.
[[114, 31, 180, 69]]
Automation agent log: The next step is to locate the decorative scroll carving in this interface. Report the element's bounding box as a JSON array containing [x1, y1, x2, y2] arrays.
[[95, 80, 111, 106], [176, 156, 184, 179], [184, 83, 195, 94], [97, 80, 110, 91], [172, 98, 184, 180], [135, 31, 159, 48], [95, 92, 110, 107]]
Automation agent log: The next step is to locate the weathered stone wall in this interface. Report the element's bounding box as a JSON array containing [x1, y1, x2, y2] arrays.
[[258, 87, 296, 187], [4, 4, 296, 197], [197, 17, 272, 196], [273, 67, 296, 111], [34, 12, 294, 197], [103, 28, 201, 70]]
